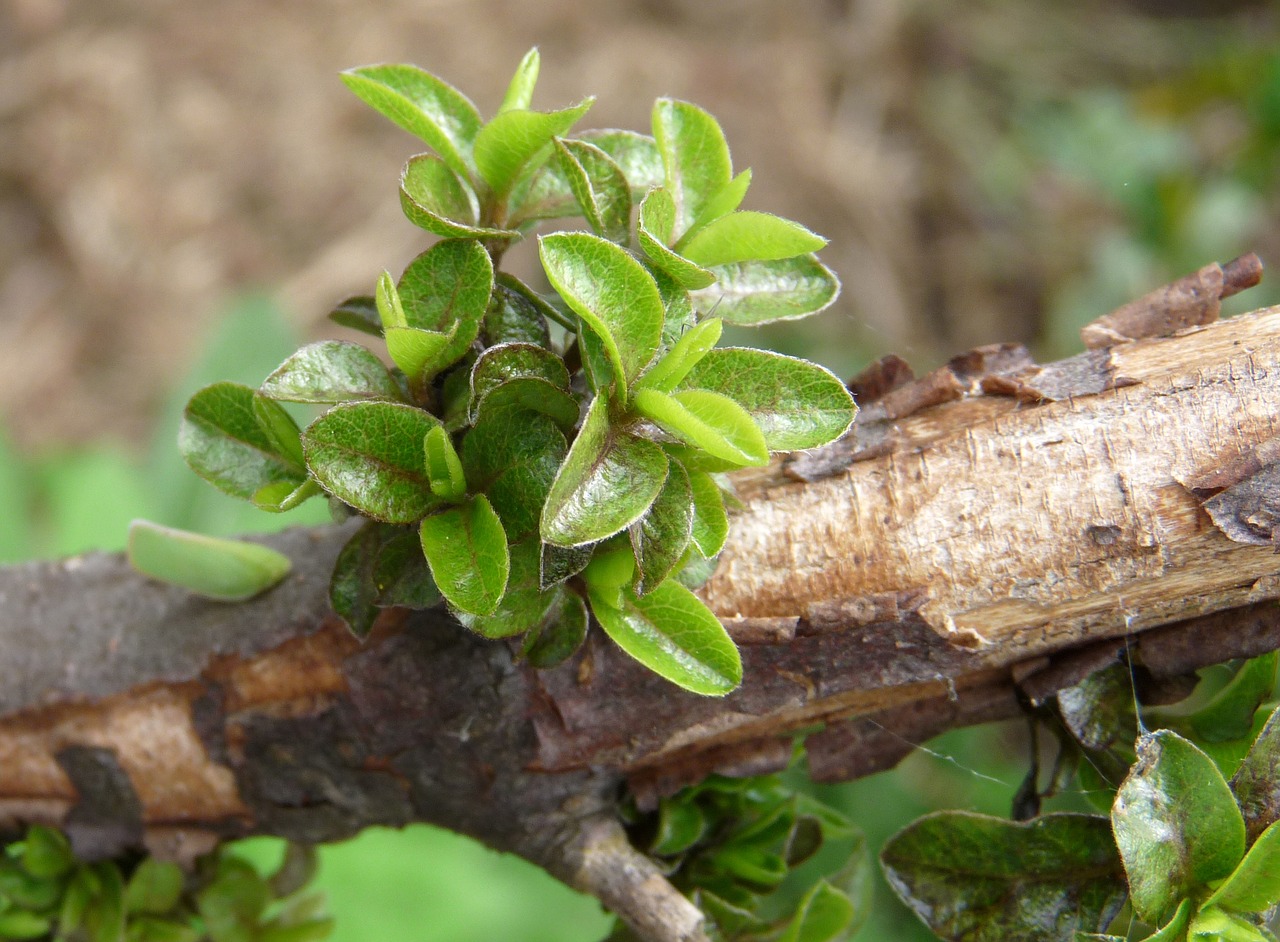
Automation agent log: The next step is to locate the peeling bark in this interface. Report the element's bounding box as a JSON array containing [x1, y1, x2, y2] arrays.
[[0, 304, 1278, 940]]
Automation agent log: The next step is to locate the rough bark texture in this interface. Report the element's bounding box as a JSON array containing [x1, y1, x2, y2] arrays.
[[0, 304, 1277, 940]]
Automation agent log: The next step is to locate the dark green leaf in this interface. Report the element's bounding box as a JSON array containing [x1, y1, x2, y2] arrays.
[[652, 98, 733, 238], [687, 471, 730, 558], [521, 589, 589, 668], [474, 98, 594, 199], [485, 275, 553, 346], [539, 232, 665, 400], [1234, 704, 1280, 842], [260, 341, 403, 404], [327, 295, 382, 336], [180, 382, 308, 501], [399, 154, 518, 240], [499, 48, 540, 115], [463, 409, 566, 541], [329, 520, 391, 638], [650, 798, 708, 857], [540, 541, 595, 590], [679, 348, 856, 452], [1148, 654, 1278, 743], [423, 425, 466, 501], [392, 239, 494, 380], [637, 187, 717, 290], [419, 495, 509, 616], [19, 826, 72, 879], [776, 879, 857, 942], [636, 317, 722, 394], [630, 459, 692, 594], [633, 388, 769, 468], [469, 342, 576, 429], [1114, 730, 1247, 924], [84, 862, 126, 942], [680, 211, 826, 268], [128, 520, 291, 602], [552, 138, 631, 244], [588, 579, 741, 696], [1058, 663, 1140, 752], [880, 812, 1125, 942], [124, 859, 184, 915], [541, 395, 669, 546], [1204, 819, 1280, 913], [302, 401, 442, 523], [371, 528, 439, 610], [340, 65, 481, 180], [455, 539, 552, 638], [692, 255, 839, 326]]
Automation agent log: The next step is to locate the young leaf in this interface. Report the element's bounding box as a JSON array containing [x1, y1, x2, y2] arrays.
[[20, 826, 73, 879], [679, 211, 827, 268], [260, 340, 403, 404], [391, 239, 494, 380], [327, 295, 382, 336], [1147, 653, 1278, 744], [516, 129, 662, 224], [375, 269, 407, 329], [539, 232, 665, 401], [521, 589, 589, 669], [541, 394, 669, 547], [633, 387, 769, 468], [419, 495, 509, 616], [582, 539, 637, 609], [688, 470, 730, 558], [691, 255, 839, 326], [688, 169, 752, 236], [499, 48, 540, 115], [1234, 704, 1280, 842], [252, 478, 322, 513], [652, 98, 733, 238], [1113, 729, 1247, 925], [340, 64, 481, 180], [630, 459, 693, 594], [399, 154, 518, 240], [301, 401, 442, 523], [423, 425, 466, 501], [679, 348, 856, 451], [1203, 818, 1280, 913], [251, 392, 306, 469], [463, 409, 566, 541], [775, 879, 857, 942], [1187, 905, 1272, 942], [552, 138, 631, 244], [179, 382, 309, 501], [635, 316, 723, 393], [384, 325, 460, 384], [880, 812, 1126, 942], [128, 520, 291, 602], [473, 98, 594, 200], [637, 187, 717, 290], [588, 579, 742, 696]]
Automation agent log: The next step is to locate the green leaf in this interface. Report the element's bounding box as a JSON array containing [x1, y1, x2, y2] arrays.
[[521, 589, 589, 668], [582, 539, 636, 608], [688, 169, 752, 235], [19, 826, 73, 879], [1148, 654, 1278, 743], [302, 401, 442, 523], [637, 187, 717, 290], [371, 528, 439, 610], [633, 388, 769, 468], [688, 470, 730, 558], [260, 341, 403, 404], [515, 129, 662, 224], [649, 798, 708, 857], [679, 348, 856, 452], [541, 394, 669, 547], [1114, 730, 1247, 925], [197, 859, 269, 942], [552, 138, 631, 244], [455, 539, 553, 638], [468, 342, 575, 428], [419, 495, 509, 616], [680, 211, 826, 268], [179, 382, 308, 501], [124, 859, 184, 915], [463, 409, 566, 541], [340, 64, 481, 180], [1234, 704, 1280, 842], [1204, 818, 1280, 912], [329, 520, 390, 638], [1058, 663, 1140, 752], [630, 459, 692, 594], [1141, 897, 1192, 942], [652, 98, 733, 238], [84, 862, 126, 942], [327, 295, 382, 336], [423, 426, 466, 501], [384, 326, 460, 385], [128, 520, 291, 602], [540, 541, 595, 590], [636, 317, 722, 394], [776, 879, 857, 942], [880, 812, 1126, 942], [485, 275, 553, 346], [251, 393, 306, 469], [539, 232, 665, 401], [474, 98, 594, 199], [252, 477, 320, 514], [0, 910, 51, 940], [588, 579, 741, 696], [399, 154, 519, 240], [375, 270, 407, 330], [499, 48, 540, 114], [1188, 905, 1272, 942], [692, 255, 839, 326], [391, 239, 494, 380]]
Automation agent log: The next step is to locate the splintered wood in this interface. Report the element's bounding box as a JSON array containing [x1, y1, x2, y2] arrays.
[[703, 305, 1280, 662]]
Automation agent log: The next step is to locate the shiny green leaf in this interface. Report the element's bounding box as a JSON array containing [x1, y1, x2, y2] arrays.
[[691, 255, 839, 326], [1058, 663, 1140, 752], [469, 342, 574, 425], [649, 798, 708, 857], [128, 520, 291, 602], [1114, 730, 1246, 924], [516, 129, 662, 223], [688, 470, 730, 558], [630, 459, 692, 594], [463, 409, 566, 541], [399, 154, 518, 240], [1204, 818, 1280, 912], [539, 232, 665, 400], [419, 495, 509, 616], [302, 401, 442, 523], [637, 187, 717, 290], [474, 98, 594, 199], [1234, 704, 1280, 842], [179, 382, 308, 501], [635, 317, 722, 394], [1140, 897, 1192, 942], [371, 528, 439, 610], [260, 341, 403, 404], [633, 388, 769, 468], [552, 138, 631, 244], [679, 347, 856, 452], [340, 64, 481, 180], [652, 98, 732, 238], [680, 211, 826, 268], [456, 539, 552, 638], [252, 478, 321, 515], [521, 589, 589, 668], [485, 275, 553, 346], [541, 395, 669, 547], [327, 295, 382, 336], [391, 240, 494, 380], [499, 48, 540, 114], [375, 269, 407, 330], [881, 812, 1125, 942], [423, 426, 466, 501], [540, 541, 595, 590]]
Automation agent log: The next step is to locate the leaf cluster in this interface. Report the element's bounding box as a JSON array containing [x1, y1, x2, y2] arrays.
[[0, 828, 329, 942], [882, 653, 1280, 941], [163, 49, 855, 695]]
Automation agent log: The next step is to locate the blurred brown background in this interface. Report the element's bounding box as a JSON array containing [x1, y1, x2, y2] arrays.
[[1, 0, 1277, 448]]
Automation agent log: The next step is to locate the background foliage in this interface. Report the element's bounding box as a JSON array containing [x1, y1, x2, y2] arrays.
[[2, 1, 1279, 939]]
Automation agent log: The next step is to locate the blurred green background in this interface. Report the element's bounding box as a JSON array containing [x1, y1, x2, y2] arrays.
[[2, 1, 1279, 939]]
